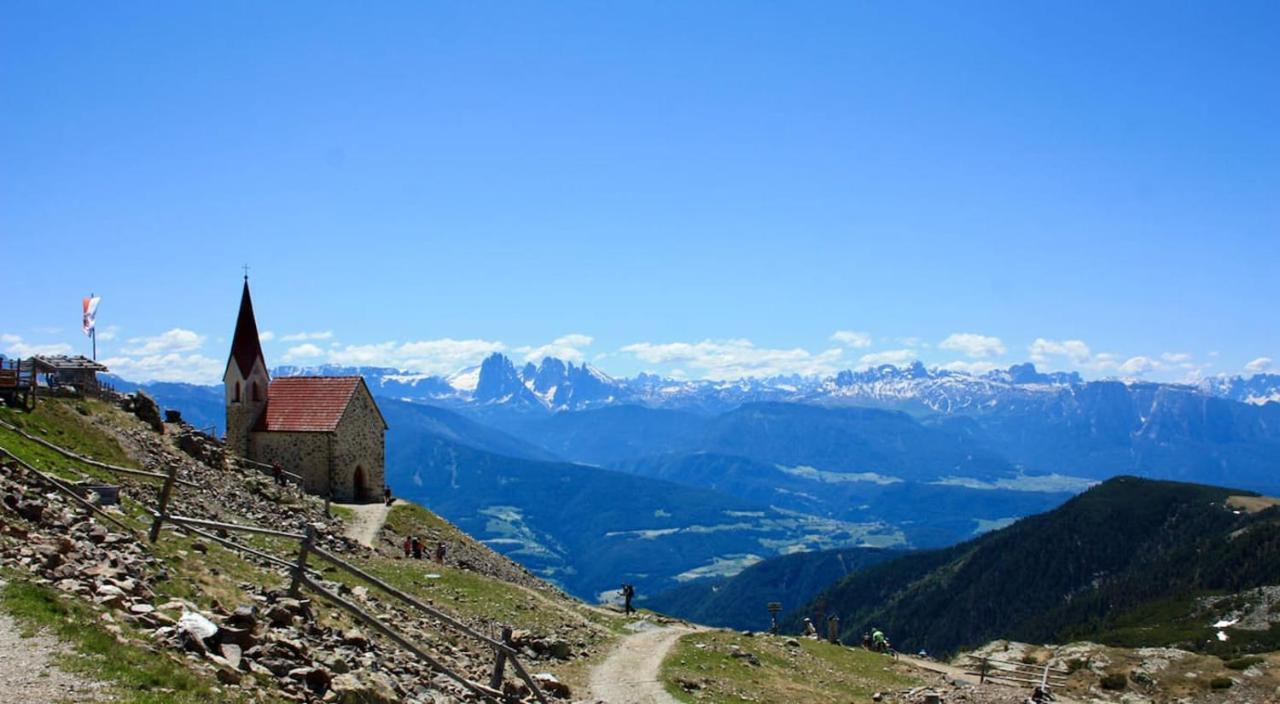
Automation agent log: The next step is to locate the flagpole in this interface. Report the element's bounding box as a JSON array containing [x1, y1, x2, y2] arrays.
[[90, 292, 96, 361]]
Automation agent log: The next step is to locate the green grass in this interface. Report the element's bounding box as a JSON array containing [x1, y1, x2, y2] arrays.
[[0, 399, 147, 490], [0, 576, 280, 703], [662, 632, 919, 703]]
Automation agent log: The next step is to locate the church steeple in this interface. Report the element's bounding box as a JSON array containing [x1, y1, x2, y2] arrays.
[[224, 277, 270, 457], [228, 278, 266, 378]]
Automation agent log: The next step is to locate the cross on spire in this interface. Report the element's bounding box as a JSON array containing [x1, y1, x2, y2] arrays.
[[242, 264, 250, 281]]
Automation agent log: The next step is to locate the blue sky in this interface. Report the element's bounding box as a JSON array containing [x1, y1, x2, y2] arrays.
[[2, 2, 1277, 384]]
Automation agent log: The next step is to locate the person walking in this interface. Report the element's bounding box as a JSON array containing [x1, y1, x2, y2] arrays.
[[411, 536, 423, 560], [621, 583, 636, 615], [272, 462, 285, 486], [434, 541, 447, 564], [402, 535, 412, 558]]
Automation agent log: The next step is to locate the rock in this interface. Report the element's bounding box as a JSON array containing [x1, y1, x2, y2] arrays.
[[129, 603, 156, 616], [544, 637, 572, 660], [130, 391, 164, 432], [87, 524, 110, 544], [215, 666, 242, 685], [219, 642, 243, 670], [319, 652, 350, 674], [177, 609, 220, 652], [330, 671, 400, 704], [227, 605, 258, 629], [303, 667, 332, 695], [341, 628, 369, 648], [532, 672, 571, 699], [219, 625, 256, 649], [267, 604, 296, 627], [785, 638, 800, 647]]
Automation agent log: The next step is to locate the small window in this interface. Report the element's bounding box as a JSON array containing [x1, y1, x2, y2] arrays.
[[252, 381, 262, 402], [233, 381, 241, 403]]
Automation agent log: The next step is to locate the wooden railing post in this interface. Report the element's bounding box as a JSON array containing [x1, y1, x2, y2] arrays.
[[489, 626, 512, 691], [148, 464, 178, 542], [290, 525, 316, 597]]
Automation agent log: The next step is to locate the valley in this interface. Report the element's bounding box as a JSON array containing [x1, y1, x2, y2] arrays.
[[114, 355, 1280, 610]]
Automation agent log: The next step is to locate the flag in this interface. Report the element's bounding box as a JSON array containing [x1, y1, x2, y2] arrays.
[[82, 296, 101, 337]]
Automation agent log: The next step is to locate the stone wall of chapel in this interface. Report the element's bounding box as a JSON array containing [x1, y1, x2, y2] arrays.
[[331, 384, 385, 503], [249, 431, 331, 496]]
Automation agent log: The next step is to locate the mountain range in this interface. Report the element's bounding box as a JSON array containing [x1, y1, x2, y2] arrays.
[[104, 355, 1280, 601], [274, 354, 1280, 418]]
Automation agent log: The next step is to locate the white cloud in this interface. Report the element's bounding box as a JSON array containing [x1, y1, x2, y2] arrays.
[[1, 333, 74, 357], [830, 330, 873, 348], [939, 333, 1006, 359], [283, 343, 325, 361], [322, 338, 506, 374], [122, 328, 205, 355], [259, 330, 276, 342], [857, 349, 918, 367], [1119, 356, 1159, 376], [939, 360, 1001, 375], [101, 353, 224, 385], [96, 325, 121, 342], [1245, 357, 1272, 374], [620, 339, 845, 379], [280, 331, 333, 342], [1028, 338, 1095, 366], [515, 334, 595, 364], [1161, 352, 1191, 364]]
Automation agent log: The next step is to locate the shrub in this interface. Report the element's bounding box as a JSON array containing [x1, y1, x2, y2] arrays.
[[1224, 656, 1263, 671], [1100, 673, 1127, 690], [1021, 654, 1039, 665], [1066, 658, 1089, 674], [1209, 676, 1233, 690]]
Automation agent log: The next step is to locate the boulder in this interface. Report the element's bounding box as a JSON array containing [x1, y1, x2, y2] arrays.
[[330, 671, 400, 704], [532, 672, 571, 699]]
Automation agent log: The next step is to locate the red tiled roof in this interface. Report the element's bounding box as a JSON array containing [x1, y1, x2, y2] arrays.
[[254, 377, 361, 432]]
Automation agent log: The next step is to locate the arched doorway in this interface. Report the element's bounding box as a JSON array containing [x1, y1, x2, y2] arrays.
[[353, 465, 367, 502]]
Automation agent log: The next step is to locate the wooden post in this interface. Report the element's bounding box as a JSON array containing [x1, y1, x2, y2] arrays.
[[489, 626, 512, 691], [980, 656, 989, 684], [290, 524, 316, 597], [148, 464, 178, 543]]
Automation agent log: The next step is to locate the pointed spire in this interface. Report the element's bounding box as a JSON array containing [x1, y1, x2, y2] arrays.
[[228, 279, 266, 378]]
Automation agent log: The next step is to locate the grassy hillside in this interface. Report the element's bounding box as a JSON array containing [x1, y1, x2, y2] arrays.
[[661, 631, 919, 703], [793, 476, 1280, 657], [0, 397, 630, 701]]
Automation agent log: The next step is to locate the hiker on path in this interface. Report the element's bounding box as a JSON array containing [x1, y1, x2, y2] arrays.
[[862, 632, 873, 650], [384, 486, 393, 505], [803, 618, 818, 638], [402, 536, 412, 558], [872, 628, 891, 655], [272, 461, 285, 486], [621, 583, 636, 615], [827, 615, 841, 644], [411, 536, 423, 560], [434, 541, 447, 564]]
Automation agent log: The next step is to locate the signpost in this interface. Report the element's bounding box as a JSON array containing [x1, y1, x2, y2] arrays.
[[767, 602, 782, 635]]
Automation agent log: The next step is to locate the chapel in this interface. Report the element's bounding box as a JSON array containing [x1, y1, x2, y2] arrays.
[[223, 279, 387, 502]]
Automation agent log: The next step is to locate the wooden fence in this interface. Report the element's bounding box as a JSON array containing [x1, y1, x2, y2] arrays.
[[0, 428, 549, 703], [965, 654, 1069, 690]]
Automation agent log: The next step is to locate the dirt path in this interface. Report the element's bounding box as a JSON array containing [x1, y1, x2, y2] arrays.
[[0, 610, 107, 702], [337, 502, 391, 548], [588, 622, 694, 704]]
